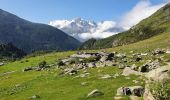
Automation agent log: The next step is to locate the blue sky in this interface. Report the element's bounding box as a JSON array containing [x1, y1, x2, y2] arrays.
[[0, 0, 167, 23]]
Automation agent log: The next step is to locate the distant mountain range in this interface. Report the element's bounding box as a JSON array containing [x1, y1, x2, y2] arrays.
[[0, 9, 81, 53], [49, 18, 123, 42], [79, 3, 170, 50]]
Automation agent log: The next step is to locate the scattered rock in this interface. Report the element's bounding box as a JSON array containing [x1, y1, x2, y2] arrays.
[[131, 64, 138, 70], [87, 62, 96, 68], [87, 89, 104, 97], [101, 74, 112, 79], [81, 82, 88, 86], [139, 60, 160, 72], [116, 86, 144, 97], [152, 48, 165, 55], [118, 64, 126, 69], [145, 64, 170, 81], [122, 67, 142, 76], [23, 67, 35, 72], [29, 95, 40, 99], [0, 62, 4, 66], [64, 68, 78, 75]]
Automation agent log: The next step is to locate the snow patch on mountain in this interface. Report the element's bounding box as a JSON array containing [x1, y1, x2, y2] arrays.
[[49, 18, 122, 42]]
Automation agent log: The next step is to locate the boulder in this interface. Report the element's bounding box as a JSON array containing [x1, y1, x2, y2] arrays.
[[129, 86, 144, 96], [122, 67, 142, 76], [145, 64, 170, 81], [118, 64, 126, 69], [95, 62, 106, 68], [87, 62, 96, 68], [0, 62, 4, 66], [87, 89, 104, 97], [116, 86, 144, 97], [64, 68, 78, 75], [105, 61, 116, 67], [100, 56, 108, 62], [131, 64, 138, 70], [101, 74, 112, 79], [139, 60, 160, 72], [116, 53, 126, 58], [143, 86, 155, 100], [152, 48, 165, 55]]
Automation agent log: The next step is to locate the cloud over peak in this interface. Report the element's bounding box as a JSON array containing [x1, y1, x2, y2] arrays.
[[49, 0, 166, 42]]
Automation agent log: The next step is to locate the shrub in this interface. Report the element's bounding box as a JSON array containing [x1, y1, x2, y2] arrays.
[[38, 60, 47, 68], [57, 60, 65, 66], [149, 80, 170, 100]]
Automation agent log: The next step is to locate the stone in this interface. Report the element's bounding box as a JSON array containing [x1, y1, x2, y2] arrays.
[[81, 82, 88, 86], [100, 56, 108, 62], [122, 67, 142, 76], [129, 86, 144, 96], [152, 48, 165, 55], [105, 61, 115, 67], [139, 60, 160, 72], [145, 64, 170, 81], [143, 85, 155, 100], [116, 86, 144, 97], [101, 74, 112, 79], [118, 64, 126, 69], [133, 80, 139, 84], [129, 96, 141, 100], [87, 62, 96, 68], [166, 50, 170, 54], [64, 68, 78, 75], [79, 73, 90, 78], [116, 53, 126, 58], [29, 95, 40, 99], [87, 89, 104, 97], [131, 64, 138, 70], [0, 62, 4, 66], [23, 67, 35, 72]]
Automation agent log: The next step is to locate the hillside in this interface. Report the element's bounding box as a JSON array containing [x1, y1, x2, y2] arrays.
[[0, 9, 81, 53], [79, 3, 170, 50], [0, 43, 26, 60]]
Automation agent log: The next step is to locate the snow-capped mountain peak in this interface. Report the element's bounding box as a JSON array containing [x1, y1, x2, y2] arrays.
[[49, 18, 121, 42]]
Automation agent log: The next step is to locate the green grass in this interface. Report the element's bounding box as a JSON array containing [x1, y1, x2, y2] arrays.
[[0, 50, 145, 100]]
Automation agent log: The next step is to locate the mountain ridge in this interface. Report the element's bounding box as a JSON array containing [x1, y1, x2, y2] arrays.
[[79, 3, 170, 50], [0, 9, 81, 53]]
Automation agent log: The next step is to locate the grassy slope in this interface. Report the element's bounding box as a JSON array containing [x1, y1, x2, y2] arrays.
[[0, 29, 170, 99], [79, 3, 170, 50], [0, 50, 145, 100], [0, 4, 170, 100]]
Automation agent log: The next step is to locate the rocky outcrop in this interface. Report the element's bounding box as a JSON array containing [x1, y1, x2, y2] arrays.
[[145, 64, 170, 81], [116, 86, 144, 97]]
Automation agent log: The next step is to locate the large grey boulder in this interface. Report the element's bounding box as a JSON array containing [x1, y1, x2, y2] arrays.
[[145, 64, 170, 81], [139, 60, 160, 72], [116, 86, 144, 97]]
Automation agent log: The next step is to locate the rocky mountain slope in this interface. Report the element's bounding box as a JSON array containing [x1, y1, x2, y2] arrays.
[[79, 3, 170, 50], [0, 9, 81, 53]]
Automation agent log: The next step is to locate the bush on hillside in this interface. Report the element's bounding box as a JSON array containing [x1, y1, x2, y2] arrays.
[[149, 79, 170, 100]]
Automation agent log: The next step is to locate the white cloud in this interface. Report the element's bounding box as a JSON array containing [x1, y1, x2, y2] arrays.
[[49, 0, 166, 42], [119, 0, 165, 30]]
